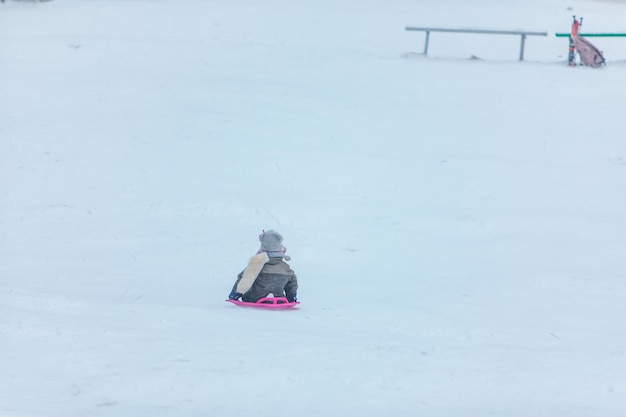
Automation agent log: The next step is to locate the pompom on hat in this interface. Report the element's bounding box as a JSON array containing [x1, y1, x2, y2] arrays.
[[258, 230, 290, 260]]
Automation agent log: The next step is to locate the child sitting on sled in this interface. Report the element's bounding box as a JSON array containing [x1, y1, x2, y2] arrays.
[[228, 230, 298, 303]]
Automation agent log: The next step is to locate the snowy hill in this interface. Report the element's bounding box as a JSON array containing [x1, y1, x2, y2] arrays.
[[1, 0, 626, 416]]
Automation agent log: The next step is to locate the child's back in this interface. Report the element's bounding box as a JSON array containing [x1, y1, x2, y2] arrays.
[[228, 230, 298, 303]]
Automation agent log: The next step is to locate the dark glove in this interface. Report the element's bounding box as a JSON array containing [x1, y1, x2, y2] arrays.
[[228, 290, 243, 300], [287, 293, 297, 303]]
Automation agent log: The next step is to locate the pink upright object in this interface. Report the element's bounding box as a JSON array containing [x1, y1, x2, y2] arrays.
[[226, 297, 300, 309], [574, 36, 605, 67]]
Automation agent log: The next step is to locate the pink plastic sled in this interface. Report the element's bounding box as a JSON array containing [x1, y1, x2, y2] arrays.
[[225, 297, 300, 310]]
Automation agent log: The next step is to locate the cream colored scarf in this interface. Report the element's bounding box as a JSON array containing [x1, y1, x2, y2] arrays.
[[235, 252, 269, 294]]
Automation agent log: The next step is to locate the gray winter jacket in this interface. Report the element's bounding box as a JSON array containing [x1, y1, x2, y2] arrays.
[[233, 257, 298, 303]]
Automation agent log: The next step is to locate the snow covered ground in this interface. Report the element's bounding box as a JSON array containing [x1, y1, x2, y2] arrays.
[[1, 0, 626, 416]]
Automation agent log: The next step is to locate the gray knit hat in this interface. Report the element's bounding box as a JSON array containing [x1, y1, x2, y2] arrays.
[[259, 230, 286, 258]]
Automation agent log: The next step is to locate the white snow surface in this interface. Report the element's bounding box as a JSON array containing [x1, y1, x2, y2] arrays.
[[2, 0, 626, 416]]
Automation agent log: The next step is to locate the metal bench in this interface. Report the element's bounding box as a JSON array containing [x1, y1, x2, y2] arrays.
[[405, 26, 548, 61]]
